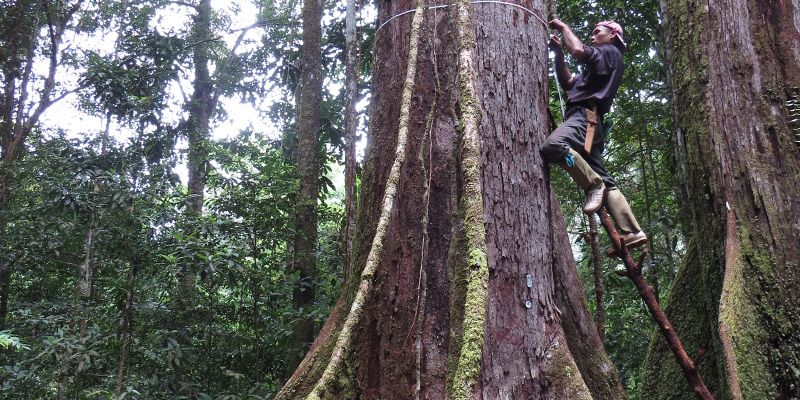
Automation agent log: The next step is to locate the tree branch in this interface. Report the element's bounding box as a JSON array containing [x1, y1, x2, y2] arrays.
[[167, 0, 198, 9], [179, 36, 222, 54], [209, 23, 258, 110], [597, 209, 715, 400]]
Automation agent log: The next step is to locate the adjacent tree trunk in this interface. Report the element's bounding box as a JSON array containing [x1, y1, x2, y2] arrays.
[[342, 0, 359, 286], [276, 0, 626, 398], [642, 0, 800, 398], [587, 217, 605, 341], [287, 0, 323, 375], [114, 256, 139, 397]]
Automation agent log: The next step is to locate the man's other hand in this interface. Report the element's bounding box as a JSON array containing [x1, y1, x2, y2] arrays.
[[549, 34, 563, 52]]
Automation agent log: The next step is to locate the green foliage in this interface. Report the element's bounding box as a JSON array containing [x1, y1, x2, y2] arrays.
[[1, 0, 356, 397], [2, 125, 344, 398], [0, 331, 29, 351]]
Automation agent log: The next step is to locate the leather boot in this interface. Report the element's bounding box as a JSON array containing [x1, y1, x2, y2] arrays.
[[605, 187, 647, 256], [559, 149, 605, 214]]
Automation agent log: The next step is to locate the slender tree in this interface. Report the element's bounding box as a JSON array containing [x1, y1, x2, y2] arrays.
[[174, 0, 214, 316], [288, 0, 324, 374], [343, 0, 360, 286], [174, 0, 262, 319], [642, 0, 800, 398], [276, 0, 626, 397]]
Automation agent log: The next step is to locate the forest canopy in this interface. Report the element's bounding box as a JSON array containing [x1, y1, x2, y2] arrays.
[[2, 0, 798, 399]]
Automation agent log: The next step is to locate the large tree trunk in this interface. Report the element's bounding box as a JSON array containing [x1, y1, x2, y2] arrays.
[[642, 0, 800, 398], [275, 0, 625, 398], [287, 0, 324, 375]]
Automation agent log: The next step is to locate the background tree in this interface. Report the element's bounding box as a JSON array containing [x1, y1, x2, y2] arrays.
[[342, 0, 360, 287], [0, 0, 87, 330], [287, 0, 325, 375], [641, 0, 800, 398]]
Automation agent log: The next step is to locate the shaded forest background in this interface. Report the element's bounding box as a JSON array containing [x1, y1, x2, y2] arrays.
[[0, 0, 677, 398]]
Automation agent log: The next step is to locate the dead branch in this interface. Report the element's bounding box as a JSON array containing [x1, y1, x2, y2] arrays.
[[597, 209, 715, 400]]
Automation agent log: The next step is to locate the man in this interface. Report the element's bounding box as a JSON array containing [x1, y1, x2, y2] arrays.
[[542, 19, 647, 252]]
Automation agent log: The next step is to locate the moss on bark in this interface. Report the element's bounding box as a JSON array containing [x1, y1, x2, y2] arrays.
[[541, 341, 594, 400], [449, 0, 490, 397]]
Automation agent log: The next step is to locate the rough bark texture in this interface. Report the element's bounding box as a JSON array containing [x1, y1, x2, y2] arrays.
[[343, 0, 359, 286], [276, 0, 625, 398], [288, 0, 324, 375], [643, 0, 800, 398]]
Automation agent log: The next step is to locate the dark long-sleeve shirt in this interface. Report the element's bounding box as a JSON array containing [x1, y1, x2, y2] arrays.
[[567, 44, 623, 115]]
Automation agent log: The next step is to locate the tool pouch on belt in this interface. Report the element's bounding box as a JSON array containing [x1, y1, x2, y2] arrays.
[[584, 105, 597, 154]]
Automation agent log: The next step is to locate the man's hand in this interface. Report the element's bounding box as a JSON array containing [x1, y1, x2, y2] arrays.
[[549, 34, 563, 52], [547, 18, 585, 60], [548, 18, 567, 32]]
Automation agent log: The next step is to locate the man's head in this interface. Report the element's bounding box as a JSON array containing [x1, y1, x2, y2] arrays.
[[591, 21, 626, 51]]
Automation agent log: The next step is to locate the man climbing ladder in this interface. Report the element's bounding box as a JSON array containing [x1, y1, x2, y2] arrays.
[[542, 18, 647, 254]]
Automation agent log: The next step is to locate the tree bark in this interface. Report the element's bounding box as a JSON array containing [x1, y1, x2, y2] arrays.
[[643, 0, 800, 398], [342, 0, 359, 287], [287, 0, 323, 376], [78, 211, 97, 337], [185, 0, 212, 218], [276, 0, 626, 398]]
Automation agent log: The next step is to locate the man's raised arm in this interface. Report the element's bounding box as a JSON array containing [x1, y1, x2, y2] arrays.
[[549, 18, 587, 60], [549, 34, 576, 90]]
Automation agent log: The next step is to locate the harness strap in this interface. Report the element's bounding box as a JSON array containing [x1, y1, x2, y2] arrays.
[[584, 105, 598, 154]]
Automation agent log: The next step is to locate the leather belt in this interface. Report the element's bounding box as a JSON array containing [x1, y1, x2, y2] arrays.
[[584, 105, 598, 154]]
